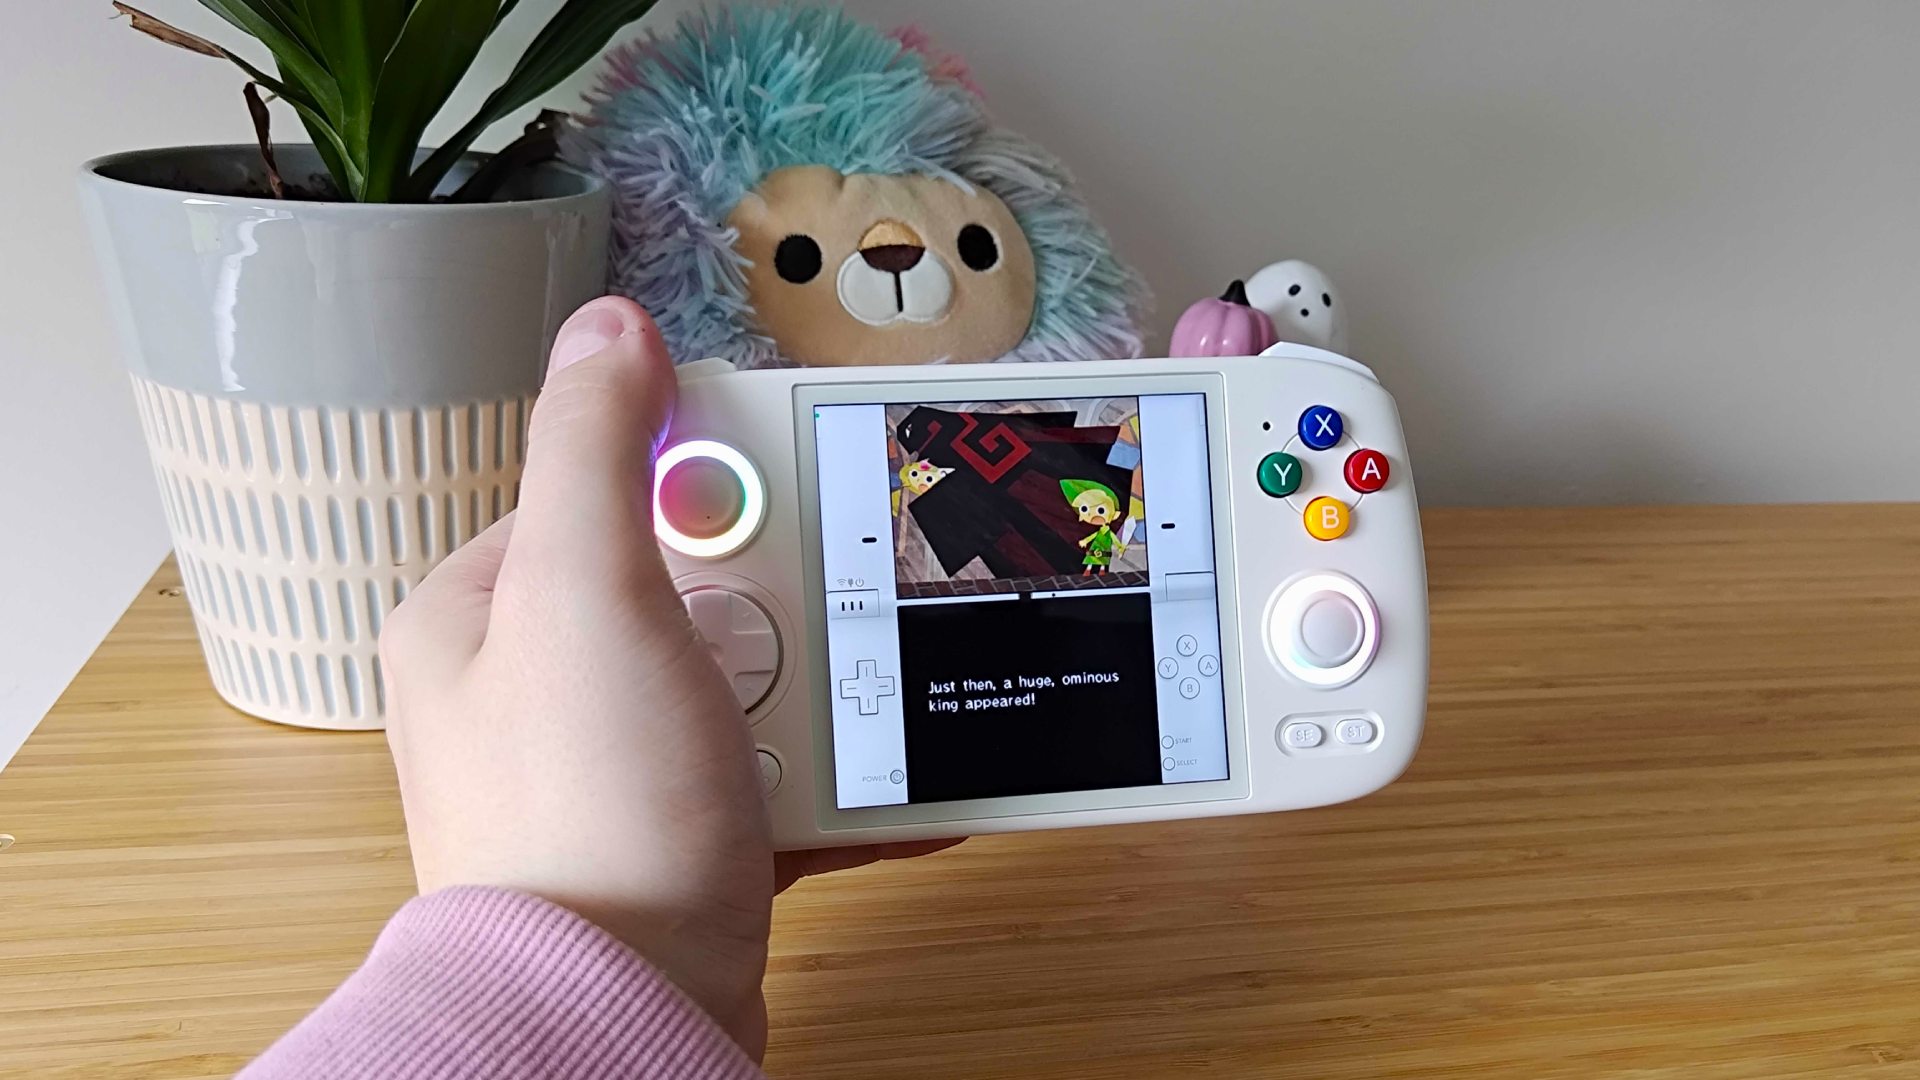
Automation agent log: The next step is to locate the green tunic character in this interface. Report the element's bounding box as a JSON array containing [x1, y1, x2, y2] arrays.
[[1062, 479, 1122, 576]]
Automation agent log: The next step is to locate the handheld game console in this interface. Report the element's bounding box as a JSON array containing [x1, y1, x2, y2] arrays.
[[656, 346, 1428, 849]]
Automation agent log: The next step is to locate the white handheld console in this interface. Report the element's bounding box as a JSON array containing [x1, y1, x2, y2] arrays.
[[656, 346, 1427, 849]]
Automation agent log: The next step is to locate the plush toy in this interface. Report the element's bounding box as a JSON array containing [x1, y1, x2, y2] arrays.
[[566, 6, 1148, 369], [1245, 259, 1347, 353]]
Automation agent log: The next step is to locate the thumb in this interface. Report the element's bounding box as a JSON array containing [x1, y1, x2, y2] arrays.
[[499, 296, 676, 591]]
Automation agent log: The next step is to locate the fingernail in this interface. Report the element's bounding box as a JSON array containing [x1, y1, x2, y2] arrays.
[[550, 304, 630, 372]]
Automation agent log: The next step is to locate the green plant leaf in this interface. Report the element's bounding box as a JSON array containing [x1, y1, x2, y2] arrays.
[[251, 0, 317, 45], [410, 0, 655, 200], [495, 0, 657, 115], [115, 1, 362, 198], [116, 3, 320, 114], [271, 61, 364, 197], [292, 0, 410, 177], [119, 4, 267, 84], [202, 0, 312, 54], [193, 0, 343, 120], [362, 0, 495, 202], [278, 53, 365, 197], [292, 107, 361, 198], [255, 81, 360, 193]]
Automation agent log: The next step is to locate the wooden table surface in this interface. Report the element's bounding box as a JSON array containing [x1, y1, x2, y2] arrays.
[[2, 504, 1917, 1079]]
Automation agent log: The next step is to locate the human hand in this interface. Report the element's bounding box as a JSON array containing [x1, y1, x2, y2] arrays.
[[380, 296, 957, 1058]]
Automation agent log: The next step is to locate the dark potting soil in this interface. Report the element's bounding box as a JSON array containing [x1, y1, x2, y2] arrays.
[[155, 169, 345, 202]]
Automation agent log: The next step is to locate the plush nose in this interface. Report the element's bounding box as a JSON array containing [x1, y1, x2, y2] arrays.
[[858, 219, 925, 274]]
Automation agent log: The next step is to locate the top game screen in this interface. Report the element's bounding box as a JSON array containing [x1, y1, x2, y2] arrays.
[[889, 399, 1149, 595], [812, 391, 1230, 811]]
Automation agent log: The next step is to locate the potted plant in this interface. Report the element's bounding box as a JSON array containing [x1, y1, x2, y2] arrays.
[[81, 1, 654, 729]]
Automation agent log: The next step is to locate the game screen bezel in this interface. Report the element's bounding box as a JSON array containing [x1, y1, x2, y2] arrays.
[[793, 373, 1251, 831]]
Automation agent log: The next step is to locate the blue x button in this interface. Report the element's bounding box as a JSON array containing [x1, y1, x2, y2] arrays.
[[1299, 405, 1344, 450]]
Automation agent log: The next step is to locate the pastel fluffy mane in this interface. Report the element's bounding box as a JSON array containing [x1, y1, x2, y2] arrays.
[[564, 5, 1147, 368]]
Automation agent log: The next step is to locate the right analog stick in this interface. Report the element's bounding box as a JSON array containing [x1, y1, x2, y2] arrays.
[[1298, 596, 1364, 667], [1267, 573, 1379, 688]]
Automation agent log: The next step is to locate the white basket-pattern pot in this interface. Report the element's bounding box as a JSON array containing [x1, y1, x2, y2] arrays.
[[83, 145, 608, 730], [131, 376, 531, 729]]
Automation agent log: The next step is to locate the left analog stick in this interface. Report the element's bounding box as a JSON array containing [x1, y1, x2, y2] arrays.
[[658, 458, 744, 540], [653, 441, 764, 558]]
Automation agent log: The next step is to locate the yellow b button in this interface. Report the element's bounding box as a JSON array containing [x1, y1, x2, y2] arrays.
[[1303, 496, 1351, 541]]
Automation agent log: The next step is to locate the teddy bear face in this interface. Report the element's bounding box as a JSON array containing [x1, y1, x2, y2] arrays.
[[728, 165, 1037, 366]]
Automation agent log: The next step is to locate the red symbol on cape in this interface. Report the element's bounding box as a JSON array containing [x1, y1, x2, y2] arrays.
[[948, 414, 1032, 483]]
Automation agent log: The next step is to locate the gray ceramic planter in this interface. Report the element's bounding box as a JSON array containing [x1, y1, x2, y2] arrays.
[[80, 146, 610, 728]]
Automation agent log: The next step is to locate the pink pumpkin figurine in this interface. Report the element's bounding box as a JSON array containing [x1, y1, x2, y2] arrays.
[[1169, 279, 1279, 357]]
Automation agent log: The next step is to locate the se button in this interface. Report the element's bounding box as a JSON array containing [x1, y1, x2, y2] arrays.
[[1281, 722, 1325, 750]]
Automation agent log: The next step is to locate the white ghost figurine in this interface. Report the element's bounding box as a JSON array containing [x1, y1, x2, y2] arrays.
[[1245, 259, 1348, 354]]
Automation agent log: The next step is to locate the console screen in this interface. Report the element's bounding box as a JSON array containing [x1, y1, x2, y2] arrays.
[[812, 393, 1230, 809]]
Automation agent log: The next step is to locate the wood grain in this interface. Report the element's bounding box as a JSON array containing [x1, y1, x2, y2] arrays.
[[2, 505, 1916, 1079]]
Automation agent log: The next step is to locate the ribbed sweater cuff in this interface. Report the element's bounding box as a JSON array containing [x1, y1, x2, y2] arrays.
[[240, 886, 765, 1079]]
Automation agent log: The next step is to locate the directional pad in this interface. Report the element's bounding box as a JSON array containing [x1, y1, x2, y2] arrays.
[[837, 659, 898, 716], [681, 589, 781, 713]]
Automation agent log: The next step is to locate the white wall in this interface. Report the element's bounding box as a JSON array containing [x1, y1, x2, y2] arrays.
[[856, 0, 1920, 507], [3, 1, 1916, 763], [0, 3, 215, 767]]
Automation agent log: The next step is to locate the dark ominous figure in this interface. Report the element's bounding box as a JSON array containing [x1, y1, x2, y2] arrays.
[[895, 406, 1131, 579]]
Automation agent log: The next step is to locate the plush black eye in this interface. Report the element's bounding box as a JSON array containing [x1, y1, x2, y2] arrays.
[[1288, 283, 1301, 296], [957, 224, 999, 271], [774, 234, 822, 284], [1322, 292, 1333, 308]]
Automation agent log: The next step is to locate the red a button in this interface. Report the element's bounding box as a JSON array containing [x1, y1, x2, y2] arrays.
[[1344, 449, 1389, 493]]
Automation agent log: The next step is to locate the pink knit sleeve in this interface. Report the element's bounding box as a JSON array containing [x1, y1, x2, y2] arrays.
[[241, 886, 766, 1080]]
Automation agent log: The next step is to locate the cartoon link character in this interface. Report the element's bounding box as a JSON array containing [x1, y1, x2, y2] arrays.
[[1062, 479, 1121, 575]]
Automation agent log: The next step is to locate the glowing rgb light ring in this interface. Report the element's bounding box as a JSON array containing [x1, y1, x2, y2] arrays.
[[1264, 572, 1380, 689], [652, 440, 765, 558]]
